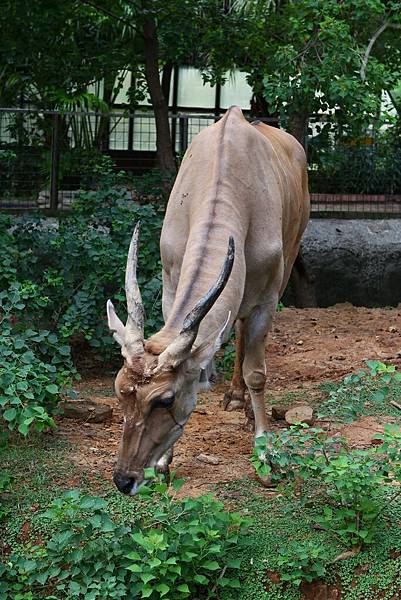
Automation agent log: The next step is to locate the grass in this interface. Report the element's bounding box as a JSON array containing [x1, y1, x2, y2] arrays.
[[213, 478, 401, 600], [0, 434, 155, 560], [1, 363, 401, 599], [3, 435, 401, 599]]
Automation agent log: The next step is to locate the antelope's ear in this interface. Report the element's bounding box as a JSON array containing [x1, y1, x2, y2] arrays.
[[107, 300, 125, 346], [190, 312, 232, 370]]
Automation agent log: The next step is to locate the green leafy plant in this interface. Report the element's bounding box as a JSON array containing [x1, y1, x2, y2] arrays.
[[216, 331, 235, 380], [251, 424, 337, 483], [0, 470, 13, 521], [0, 479, 246, 600], [0, 162, 166, 434], [251, 422, 401, 551], [0, 283, 78, 435], [318, 360, 401, 424], [316, 450, 384, 548], [276, 540, 330, 586]]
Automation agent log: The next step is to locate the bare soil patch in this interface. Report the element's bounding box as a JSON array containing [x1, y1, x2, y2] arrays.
[[57, 305, 401, 495]]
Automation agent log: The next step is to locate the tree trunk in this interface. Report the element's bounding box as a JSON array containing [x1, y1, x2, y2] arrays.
[[142, 16, 176, 179], [161, 62, 173, 106], [288, 111, 309, 147]]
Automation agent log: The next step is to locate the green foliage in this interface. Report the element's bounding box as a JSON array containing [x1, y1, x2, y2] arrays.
[[251, 423, 401, 553], [0, 283, 78, 435], [308, 134, 401, 195], [4, 169, 164, 349], [0, 479, 246, 600], [316, 451, 384, 548], [259, 0, 401, 134], [216, 330, 235, 380], [0, 0, 135, 108], [0, 470, 13, 522], [318, 360, 401, 423], [251, 424, 337, 483], [3, 426, 401, 600], [0, 162, 165, 434], [277, 540, 330, 586]]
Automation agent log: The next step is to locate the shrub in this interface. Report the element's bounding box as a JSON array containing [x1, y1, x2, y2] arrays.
[[252, 424, 401, 551], [0, 477, 246, 600], [251, 424, 337, 483], [318, 360, 401, 423], [0, 283, 78, 435], [0, 166, 165, 434], [0, 470, 13, 522], [11, 177, 164, 350]]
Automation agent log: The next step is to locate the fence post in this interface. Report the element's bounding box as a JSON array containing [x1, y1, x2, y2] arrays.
[[179, 115, 189, 154], [50, 113, 60, 210]]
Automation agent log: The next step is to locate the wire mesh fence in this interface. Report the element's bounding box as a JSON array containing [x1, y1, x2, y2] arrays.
[[0, 108, 400, 216]]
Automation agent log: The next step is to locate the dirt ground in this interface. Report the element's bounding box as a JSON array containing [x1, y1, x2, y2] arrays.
[[57, 305, 401, 495]]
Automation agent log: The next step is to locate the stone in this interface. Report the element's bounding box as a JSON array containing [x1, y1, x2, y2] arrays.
[[59, 400, 113, 423], [271, 404, 289, 421], [196, 453, 220, 465], [283, 219, 401, 307], [285, 404, 314, 426]]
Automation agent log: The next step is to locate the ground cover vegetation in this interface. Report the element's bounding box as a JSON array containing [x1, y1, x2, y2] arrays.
[[1, 360, 401, 599]]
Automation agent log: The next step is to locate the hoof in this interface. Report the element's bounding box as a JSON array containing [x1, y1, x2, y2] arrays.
[[155, 464, 170, 485], [222, 390, 245, 411], [255, 472, 276, 488]]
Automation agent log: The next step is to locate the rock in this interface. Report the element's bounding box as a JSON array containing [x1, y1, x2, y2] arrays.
[[271, 404, 289, 421], [59, 400, 113, 423], [196, 453, 220, 465], [285, 404, 314, 426], [283, 219, 401, 307]]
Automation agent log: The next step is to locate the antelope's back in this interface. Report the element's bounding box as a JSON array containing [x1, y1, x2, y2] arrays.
[[161, 106, 309, 295]]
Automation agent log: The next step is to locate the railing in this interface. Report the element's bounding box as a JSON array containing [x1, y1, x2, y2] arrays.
[[1, 108, 400, 216]]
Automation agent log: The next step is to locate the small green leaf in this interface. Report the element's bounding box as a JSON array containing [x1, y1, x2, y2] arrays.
[[45, 384, 59, 395], [3, 408, 16, 422], [202, 560, 220, 571], [155, 583, 170, 597]]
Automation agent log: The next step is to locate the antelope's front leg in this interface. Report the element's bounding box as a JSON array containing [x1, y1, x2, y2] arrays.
[[156, 447, 173, 483]]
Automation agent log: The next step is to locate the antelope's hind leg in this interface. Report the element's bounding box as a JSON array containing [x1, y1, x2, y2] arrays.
[[242, 299, 278, 437], [222, 320, 247, 411]]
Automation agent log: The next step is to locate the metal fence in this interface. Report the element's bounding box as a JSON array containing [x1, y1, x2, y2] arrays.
[[1, 108, 400, 216]]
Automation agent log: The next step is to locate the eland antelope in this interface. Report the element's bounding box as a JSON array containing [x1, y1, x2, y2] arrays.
[[107, 106, 309, 495]]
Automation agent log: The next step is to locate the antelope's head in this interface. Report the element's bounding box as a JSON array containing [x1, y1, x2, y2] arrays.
[[107, 224, 234, 495]]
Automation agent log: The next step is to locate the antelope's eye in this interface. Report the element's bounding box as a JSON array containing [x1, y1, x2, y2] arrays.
[[119, 386, 135, 397], [153, 391, 175, 409]]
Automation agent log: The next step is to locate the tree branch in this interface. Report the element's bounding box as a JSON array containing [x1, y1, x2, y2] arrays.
[[77, 0, 138, 31], [360, 21, 401, 82]]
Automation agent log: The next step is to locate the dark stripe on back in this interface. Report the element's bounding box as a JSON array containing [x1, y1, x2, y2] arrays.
[[168, 108, 234, 326]]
